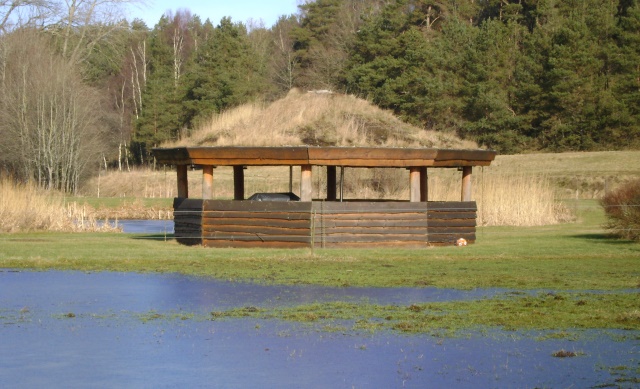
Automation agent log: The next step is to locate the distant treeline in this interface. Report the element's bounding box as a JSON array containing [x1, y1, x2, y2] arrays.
[[127, 0, 640, 155], [1, 0, 640, 192]]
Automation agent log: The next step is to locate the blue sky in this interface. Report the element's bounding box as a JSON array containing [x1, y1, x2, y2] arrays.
[[130, 0, 301, 28]]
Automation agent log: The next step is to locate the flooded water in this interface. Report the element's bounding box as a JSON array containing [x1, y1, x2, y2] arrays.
[[1, 270, 638, 388], [110, 219, 174, 234]]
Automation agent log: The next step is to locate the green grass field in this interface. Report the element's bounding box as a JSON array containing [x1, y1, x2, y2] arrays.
[[0, 200, 637, 291]]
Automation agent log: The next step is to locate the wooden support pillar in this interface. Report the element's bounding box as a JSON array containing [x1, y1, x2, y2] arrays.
[[326, 166, 337, 201], [461, 166, 472, 201], [420, 167, 428, 202], [177, 164, 188, 198], [300, 165, 313, 202], [289, 166, 293, 193], [233, 166, 245, 200], [202, 165, 214, 199], [409, 167, 421, 202], [339, 167, 345, 202]]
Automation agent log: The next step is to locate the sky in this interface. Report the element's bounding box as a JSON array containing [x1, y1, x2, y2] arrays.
[[129, 0, 301, 29]]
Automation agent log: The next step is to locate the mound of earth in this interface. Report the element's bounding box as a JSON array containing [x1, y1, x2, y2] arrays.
[[166, 89, 476, 149]]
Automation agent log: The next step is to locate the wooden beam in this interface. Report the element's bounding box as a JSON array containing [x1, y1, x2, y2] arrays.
[[202, 165, 214, 199], [177, 164, 188, 198], [300, 165, 313, 202], [461, 166, 472, 201], [420, 167, 428, 202], [410, 167, 421, 202], [326, 166, 337, 201], [233, 166, 245, 200]]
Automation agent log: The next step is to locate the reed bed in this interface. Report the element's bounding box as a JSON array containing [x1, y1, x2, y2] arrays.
[[86, 199, 173, 220], [1, 178, 119, 233]]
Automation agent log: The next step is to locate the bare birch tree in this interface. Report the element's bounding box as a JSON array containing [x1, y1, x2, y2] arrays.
[[0, 30, 106, 192], [0, 0, 54, 32]]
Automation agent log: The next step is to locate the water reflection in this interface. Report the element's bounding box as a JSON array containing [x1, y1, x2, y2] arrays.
[[1, 271, 638, 388]]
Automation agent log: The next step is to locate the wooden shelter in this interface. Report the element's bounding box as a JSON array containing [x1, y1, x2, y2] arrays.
[[152, 146, 496, 248]]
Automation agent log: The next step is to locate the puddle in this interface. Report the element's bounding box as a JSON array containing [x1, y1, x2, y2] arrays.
[[105, 219, 174, 234], [1, 270, 638, 388]]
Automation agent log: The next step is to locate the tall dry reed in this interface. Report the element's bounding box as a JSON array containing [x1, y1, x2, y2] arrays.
[[426, 169, 571, 226], [0, 178, 118, 233]]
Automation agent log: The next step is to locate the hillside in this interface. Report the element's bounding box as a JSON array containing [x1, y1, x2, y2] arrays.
[[165, 89, 477, 149]]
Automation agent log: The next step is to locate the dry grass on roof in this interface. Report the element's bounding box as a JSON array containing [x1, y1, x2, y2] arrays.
[[165, 89, 477, 149]]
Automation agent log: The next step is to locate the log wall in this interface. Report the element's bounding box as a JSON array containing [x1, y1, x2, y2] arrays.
[[202, 201, 312, 248], [311, 202, 429, 248], [173, 198, 204, 246], [172, 200, 478, 248], [426, 201, 477, 244]]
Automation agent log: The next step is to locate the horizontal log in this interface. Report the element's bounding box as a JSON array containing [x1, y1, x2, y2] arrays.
[[426, 219, 476, 227], [314, 219, 430, 228], [203, 211, 311, 221], [174, 217, 202, 225], [174, 211, 203, 217], [317, 213, 427, 221], [313, 202, 427, 212], [319, 227, 428, 235], [175, 226, 202, 232], [308, 147, 438, 162], [154, 147, 496, 168], [204, 200, 312, 212], [203, 233, 312, 243], [428, 212, 477, 219], [204, 217, 311, 229], [204, 239, 309, 249], [316, 234, 428, 243], [432, 159, 493, 167], [321, 241, 428, 248], [427, 201, 477, 211], [203, 225, 310, 236]]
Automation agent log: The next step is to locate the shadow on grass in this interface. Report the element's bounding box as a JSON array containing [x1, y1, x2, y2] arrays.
[[570, 233, 637, 245], [130, 234, 175, 241]]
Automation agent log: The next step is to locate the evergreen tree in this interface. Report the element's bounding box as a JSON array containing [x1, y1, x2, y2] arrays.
[[611, 0, 640, 148]]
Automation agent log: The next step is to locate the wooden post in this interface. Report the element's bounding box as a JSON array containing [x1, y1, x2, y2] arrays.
[[300, 165, 313, 202], [202, 165, 214, 199], [339, 167, 345, 202], [177, 164, 188, 198], [233, 166, 245, 200], [461, 166, 472, 201], [326, 166, 337, 201], [410, 167, 421, 202], [289, 166, 293, 193], [420, 167, 428, 202]]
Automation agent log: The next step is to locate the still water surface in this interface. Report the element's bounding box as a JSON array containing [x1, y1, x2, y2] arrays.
[[1, 271, 638, 388], [111, 219, 174, 234]]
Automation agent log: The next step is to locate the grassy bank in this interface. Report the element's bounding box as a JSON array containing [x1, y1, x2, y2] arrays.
[[214, 292, 640, 333], [0, 201, 637, 291]]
